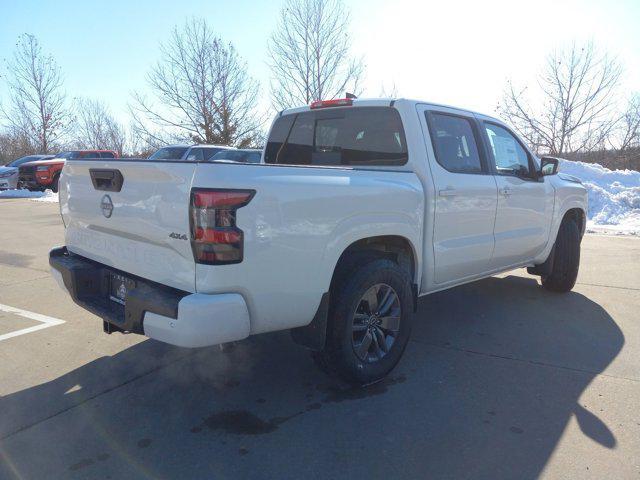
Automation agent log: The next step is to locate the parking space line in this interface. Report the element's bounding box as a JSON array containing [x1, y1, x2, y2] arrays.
[[0, 303, 65, 341]]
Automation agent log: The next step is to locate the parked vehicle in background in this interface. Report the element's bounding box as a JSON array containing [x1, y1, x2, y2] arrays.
[[148, 144, 235, 161], [18, 150, 118, 192], [0, 155, 54, 190], [210, 149, 262, 163], [50, 98, 587, 385]]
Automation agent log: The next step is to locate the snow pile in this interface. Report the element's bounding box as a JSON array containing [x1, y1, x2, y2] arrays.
[[0, 189, 59, 202], [31, 190, 59, 203], [559, 160, 640, 235]]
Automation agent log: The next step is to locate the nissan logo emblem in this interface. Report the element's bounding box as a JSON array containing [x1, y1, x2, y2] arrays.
[[101, 194, 114, 218]]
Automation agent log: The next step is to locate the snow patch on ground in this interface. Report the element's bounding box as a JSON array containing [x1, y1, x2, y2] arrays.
[[559, 160, 640, 235], [32, 190, 59, 203], [0, 189, 59, 202]]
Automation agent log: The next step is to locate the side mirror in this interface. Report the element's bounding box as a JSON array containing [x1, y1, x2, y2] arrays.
[[540, 157, 559, 176]]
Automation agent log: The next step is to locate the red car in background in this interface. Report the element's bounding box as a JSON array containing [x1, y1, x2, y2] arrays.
[[18, 150, 119, 192]]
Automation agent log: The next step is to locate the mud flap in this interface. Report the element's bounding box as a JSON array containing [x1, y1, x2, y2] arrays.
[[528, 244, 556, 277], [290, 292, 330, 351]]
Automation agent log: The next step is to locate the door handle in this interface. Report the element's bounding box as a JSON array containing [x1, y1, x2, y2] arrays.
[[499, 187, 513, 197], [438, 187, 457, 197]]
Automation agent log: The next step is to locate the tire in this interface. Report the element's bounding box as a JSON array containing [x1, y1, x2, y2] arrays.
[[541, 219, 580, 293], [50, 174, 60, 193], [316, 257, 414, 385]]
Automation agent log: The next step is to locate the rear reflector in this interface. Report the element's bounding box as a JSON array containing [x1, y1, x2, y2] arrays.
[[310, 98, 353, 109], [194, 227, 242, 244], [193, 190, 254, 209], [190, 189, 255, 265]]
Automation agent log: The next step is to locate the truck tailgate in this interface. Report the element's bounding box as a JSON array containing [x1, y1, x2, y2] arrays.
[[60, 160, 197, 292]]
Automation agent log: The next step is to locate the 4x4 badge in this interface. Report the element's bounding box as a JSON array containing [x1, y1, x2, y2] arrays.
[[169, 232, 188, 240]]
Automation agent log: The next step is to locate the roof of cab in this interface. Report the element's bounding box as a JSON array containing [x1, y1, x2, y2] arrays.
[[279, 97, 502, 124]]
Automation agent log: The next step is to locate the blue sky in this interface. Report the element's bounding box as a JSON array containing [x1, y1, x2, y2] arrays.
[[1, 0, 639, 125]]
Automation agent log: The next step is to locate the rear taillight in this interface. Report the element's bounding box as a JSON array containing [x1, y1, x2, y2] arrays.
[[190, 188, 255, 265]]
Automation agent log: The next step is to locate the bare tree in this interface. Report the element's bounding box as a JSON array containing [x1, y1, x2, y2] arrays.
[[0, 128, 34, 164], [498, 43, 622, 155], [74, 98, 127, 155], [268, 0, 364, 110], [129, 19, 264, 148], [125, 122, 159, 158], [618, 94, 640, 152], [1, 34, 71, 153]]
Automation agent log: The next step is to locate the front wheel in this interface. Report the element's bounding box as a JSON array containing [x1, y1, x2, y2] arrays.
[[317, 258, 414, 385], [541, 219, 580, 293]]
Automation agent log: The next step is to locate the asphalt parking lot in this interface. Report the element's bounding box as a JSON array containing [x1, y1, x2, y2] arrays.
[[0, 199, 638, 480]]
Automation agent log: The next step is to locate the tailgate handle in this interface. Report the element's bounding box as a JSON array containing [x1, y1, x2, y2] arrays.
[[89, 169, 124, 192]]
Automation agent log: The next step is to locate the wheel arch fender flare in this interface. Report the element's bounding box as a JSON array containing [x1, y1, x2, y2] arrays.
[[291, 218, 422, 351], [321, 214, 422, 291], [534, 199, 587, 264]]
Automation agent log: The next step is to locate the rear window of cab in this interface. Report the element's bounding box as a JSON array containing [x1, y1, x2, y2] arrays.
[[265, 107, 408, 166]]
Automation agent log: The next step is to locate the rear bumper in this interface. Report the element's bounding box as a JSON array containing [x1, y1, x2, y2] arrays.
[[49, 246, 250, 348]]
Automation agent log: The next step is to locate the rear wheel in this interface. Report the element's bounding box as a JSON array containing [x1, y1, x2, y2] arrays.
[[50, 174, 60, 193], [316, 257, 413, 385], [541, 219, 580, 293]]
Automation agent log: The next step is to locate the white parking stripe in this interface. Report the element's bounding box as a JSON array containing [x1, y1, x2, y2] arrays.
[[0, 303, 65, 342]]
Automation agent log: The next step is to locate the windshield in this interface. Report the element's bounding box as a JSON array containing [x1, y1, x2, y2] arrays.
[[7, 156, 43, 167], [148, 147, 189, 160], [210, 150, 261, 163]]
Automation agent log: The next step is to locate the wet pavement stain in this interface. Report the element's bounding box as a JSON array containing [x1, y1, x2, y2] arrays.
[[69, 458, 95, 471], [197, 408, 312, 436], [203, 410, 279, 435], [0, 251, 33, 268], [137, 438, 152, 448], [69, 453, 110, 471], [193, 375, 407, 436], [318, 374, 407, 403]]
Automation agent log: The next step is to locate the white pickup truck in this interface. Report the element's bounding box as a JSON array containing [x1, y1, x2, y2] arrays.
[[50, 98, 587, 384]]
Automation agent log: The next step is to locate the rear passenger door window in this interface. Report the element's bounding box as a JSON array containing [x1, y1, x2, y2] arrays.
[[426, 113, 484, 174]]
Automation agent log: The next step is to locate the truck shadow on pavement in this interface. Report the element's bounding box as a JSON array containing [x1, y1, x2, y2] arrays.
[[0, 275, 623, 479]]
